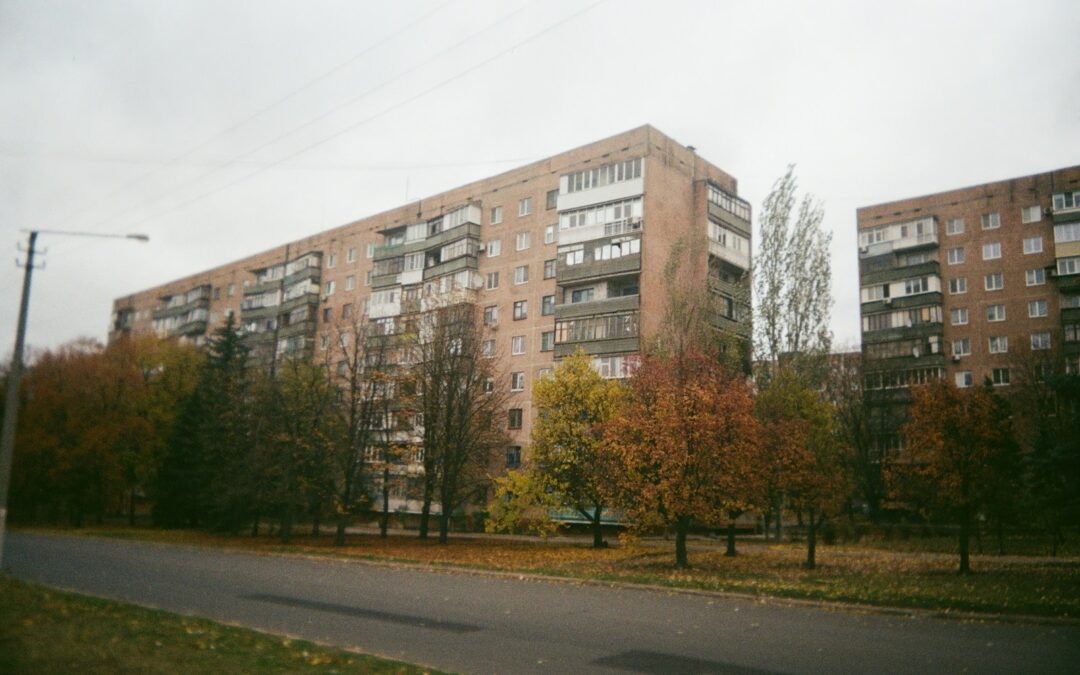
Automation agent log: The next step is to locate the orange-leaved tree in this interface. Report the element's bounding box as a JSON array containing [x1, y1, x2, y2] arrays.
[[603, 352, 761, 568], [898, 380, 1016, 574]]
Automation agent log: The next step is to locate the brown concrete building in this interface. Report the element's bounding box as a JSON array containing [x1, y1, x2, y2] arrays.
[[110, 125, 753, 509], [856, 165, 1080, 451]]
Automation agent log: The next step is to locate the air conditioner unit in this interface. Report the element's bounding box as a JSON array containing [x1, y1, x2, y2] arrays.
[[858, 246, 869, 254], [883, 297, 892, 305], [952, 355, 961, 363]]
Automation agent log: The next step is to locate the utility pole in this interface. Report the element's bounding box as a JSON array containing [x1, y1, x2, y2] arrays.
[[0, 228, 147, 567], [0, 231, 39, 567]]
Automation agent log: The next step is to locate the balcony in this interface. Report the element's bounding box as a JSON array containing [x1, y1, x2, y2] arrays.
[[861, 291, 942, 313], [554, 337, 638, 359], [153, 295, 210, 321], [554, 294, 639, 320], [372, 272, 402, 289], [283, 264, 321, 288], [558, 218, 642, 247], [861, 321, 943, 346], [280, 291, 320, 315], [859, 232, 938, 259], [278, 318, 316, 339], [706, 200, 751, 238], [1062, 307, 1080, 324], [708, 239, 750, 270], [422, 254, 478, 280], [557, 252, 641, 284], [860, 260, 940, 286], [1054, 272, 1080, 293]]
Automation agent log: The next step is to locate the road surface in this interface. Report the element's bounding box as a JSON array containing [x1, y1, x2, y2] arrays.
[[5, 532, 1078, 674]]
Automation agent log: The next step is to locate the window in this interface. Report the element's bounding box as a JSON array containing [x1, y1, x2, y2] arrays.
[[324, 280, 336, 296], [541, 295, 555, 315], [955, 371, 973, 388], [513, 300, 527, 320], [327, 253, 337, 268], [992, 367, 1010, 386], [1028, 299, 1048, 318], [482, 339, 495, 357], [366, 243, 375, 258], [540, 331, 554, 351], [594, 238, 640, 261], [486, 240, 501, 257], [365, 271, 372, 286], [986, 304, 1006, 322], [484, 305, 498, 326], [1023, 236, 1043, 254], [1059, 256, 1080, 276], [1022, 205, 1042, 223], [544, 224, 556, 244], [1063, 294, 1080, 309], [510, 372, 525, 391], [1053, 191, 1080, 210], [516, 232, 530, 251], [508, 408, 523, 429], [953, 337, 970, 356], [320, 334, 329, 351], [341, 303, 353, 319], [345, 275, 355, 291], [985, 272, 1004, 291], [946, 218, 965, 235], [570, 287, 594, 303], [486, 272, 499, 290], [344, 247, 356, 263], [213, 287, 221, 300], [981, 212, 1000, 230], [1026, 268, 1046, 286], [1069, 324, 1080, 342], [948, 277, 967, 294], [950, 308, 968, 326], [227, 283, 236, 297], [511, 336, 525, 355], [1056, 223, 1080, 244], [982, 242, 1001, 260], [538, 368, 552, 380], [1031, 332, 1051, 350], [947, 247, 965, 265], [988, 336, 1008, 354], [903, 277, 928, 295], [514, 265, 529, 284], [543, 259, 556, 279], [565, 249, 584, 266], [506, 446, 521, 468], [546, 189, 558, 210], [518, 197, 532, 217], [491, 206, 502, 225], [323, 307, 333, 322]]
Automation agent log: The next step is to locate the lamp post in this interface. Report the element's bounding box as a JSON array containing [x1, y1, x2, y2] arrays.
[[0, 228, 148, 567]]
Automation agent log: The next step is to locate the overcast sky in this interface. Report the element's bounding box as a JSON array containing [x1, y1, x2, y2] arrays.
[[2, 0, 1079, 357]]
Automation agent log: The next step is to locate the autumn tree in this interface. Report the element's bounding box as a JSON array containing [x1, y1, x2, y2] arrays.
[[898, 381, 1017, 574], [527, 349, 623, 547], [604, 352, 760, 568], [825, 351, 883, 521]]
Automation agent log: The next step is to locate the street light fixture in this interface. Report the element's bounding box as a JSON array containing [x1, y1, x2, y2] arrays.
[[0, 228, 149, 567]]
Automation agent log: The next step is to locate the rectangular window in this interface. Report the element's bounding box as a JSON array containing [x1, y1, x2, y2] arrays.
[[514, 265, 529, 285], [513, 300, 527, 320], [510, 372, 525, 391], [1031, 332, 1051, 350], [546, 189, 558, 210], [511, 335, 525, 355], [570, 287, 595, 304], [985, 272, 1004, 291], [955, 371, 973, 388], [320, 334, 329, 351], [989, 336, 1008, 354], [903, 277, 929, 295], [992, 367, 1010, 386], [1056, 223, 1080, 244], [323, 307, 333, 322], [953, 337, 970, 356], [594, 238, 640, 261], [366, 243, 375, 258], [327, 254, 337, 269], [491, 206, 502, 224], [982, 242, 1001, 260], [484, 305, 498, 326], [482, 339, 495, 357], [543, 259, 556, 279], [1059, 256, 1080, 276], [951, 307, 968, 326], [484, 377, 495, 394], [341, 303, 353, 319], [347, 247, 357, 263], [1022, 205, 1042, 223], [516, 232, 530, 251], [541, 295, 555, 315], [947, 247, 965, 265], [1028, 299, 1048, 317], [945, 218, 965, 235], [486, 272, 499, 290], [948, 277, 967, 294], [982, 212, 1000, 230], [486, 239, 502, 257], [1024, 236, 1043, 254], [506, 446, 521, 468], [324, 280, 336, 296], [365, 271, 372, 286], [564, 249, 584, 266], [544, 224, 556, 244], [986, 304, 1005, 322], [518, 197, 532, 217], [345, 275, 355, 291], [540, 331, 554, 351], [508, 408, 523, 429], [1027, 268, 1046, 286], [1062, 294, 1080, 309]]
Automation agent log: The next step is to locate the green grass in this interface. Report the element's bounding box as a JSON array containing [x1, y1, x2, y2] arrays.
[[0, 575, 445, 674]]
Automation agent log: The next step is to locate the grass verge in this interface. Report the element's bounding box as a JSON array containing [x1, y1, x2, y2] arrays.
[[22, 525, 1080, 620], [0, 575, 444, 674]]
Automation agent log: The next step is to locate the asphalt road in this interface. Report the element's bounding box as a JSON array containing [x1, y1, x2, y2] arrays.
[[5, 532, 1078, 674]]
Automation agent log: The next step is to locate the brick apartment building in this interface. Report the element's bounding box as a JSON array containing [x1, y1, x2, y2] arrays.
[[857, 165, 1080, 451], [110, 125, 753, 509]]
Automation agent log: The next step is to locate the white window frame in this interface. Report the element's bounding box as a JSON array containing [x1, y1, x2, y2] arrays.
[[981, 212, 1001, 230], [345, 275, 355, 291], [955, 371, 973, 388], [953, 337, 971, 356], [950, 307, 968, 326], [491, 206, 503, 225], [510, 372, 525, 391], [947, 247, 964, 265], [511, 335, 525, 355], [1026, 269, 1046, 286], [948, 277, 967, 295], [486, 271, 499, 290], [1023, 236, 1043, 255], [988, 336, 1008, 354], [945, 218, 965, 235], [1031, 332, 1051, 350], [982, 242, 1001, 260], [346, 247, 357, 263], [518, 197, 532, 217], [514, 265, 529, 285], [986, 304, 1006, 322], [985, 272, 1004, 291], [486, 240, 501, 257], [1021, 205, 1042, 224], [516, 231, 530, 251], [1028, 299, 1048, 318]]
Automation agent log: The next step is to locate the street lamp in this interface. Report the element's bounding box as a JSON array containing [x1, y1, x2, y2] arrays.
[[0, 228, 149, 567]]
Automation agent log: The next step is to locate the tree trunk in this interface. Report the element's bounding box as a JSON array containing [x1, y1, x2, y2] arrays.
[[958, 506, 971, 575], [674, 517, 690, 568], [251, 515, 260, 537], [438, 510, 450, 545], [725, 520, 737, 557], [334, 519, 347, 546], [774, 510, 782, 542], [592, 507, 606, 548], [763, 512, 772, 542], [380, 466, 390, 538], [419, 493, 432, 540], [128, 490, 136, 527], [804, 509, 817, 570]]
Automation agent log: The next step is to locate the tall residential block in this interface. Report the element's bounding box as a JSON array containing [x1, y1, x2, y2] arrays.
[[856, 165, 1080, 451], [110, 125, 753, 508]]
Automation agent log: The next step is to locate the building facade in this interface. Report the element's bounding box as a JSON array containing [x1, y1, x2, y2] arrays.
[[856, 165, 1080, 451], [110, 125, 753, 508]]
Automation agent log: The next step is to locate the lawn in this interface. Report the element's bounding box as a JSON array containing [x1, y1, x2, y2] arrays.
[[0, 575, 445, 674], [27, 524, 1080, 620]]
